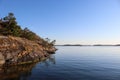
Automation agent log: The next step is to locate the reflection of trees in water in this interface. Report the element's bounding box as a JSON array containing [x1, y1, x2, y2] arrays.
[[41, 54, 56, 67], [0, 63, 37, 80], [0, 54, 56, 80]]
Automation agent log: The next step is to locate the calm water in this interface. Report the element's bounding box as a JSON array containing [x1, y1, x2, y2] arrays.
[[1, 46, 120, 80]]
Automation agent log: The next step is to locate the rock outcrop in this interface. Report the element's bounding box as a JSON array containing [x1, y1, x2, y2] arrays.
[[0, 36, 56, 67]]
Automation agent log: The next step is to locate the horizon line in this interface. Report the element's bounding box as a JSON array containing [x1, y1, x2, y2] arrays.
[[55, 44, 120, 46]]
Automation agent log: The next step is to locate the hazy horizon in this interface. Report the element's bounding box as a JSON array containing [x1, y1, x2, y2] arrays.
[[1, 0, 120, 45], [56, 43, 120, 45]]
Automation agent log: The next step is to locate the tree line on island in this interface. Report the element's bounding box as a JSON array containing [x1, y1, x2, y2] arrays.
[[0, 13, 56, 48]]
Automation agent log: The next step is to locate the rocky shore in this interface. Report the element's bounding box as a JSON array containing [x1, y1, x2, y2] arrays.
[[0, 36, 57, 67]]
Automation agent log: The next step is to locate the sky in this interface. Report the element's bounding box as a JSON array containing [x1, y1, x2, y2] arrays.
[[0, 0, 120, 45]]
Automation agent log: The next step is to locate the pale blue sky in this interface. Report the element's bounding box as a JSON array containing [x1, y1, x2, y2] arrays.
[[0, 0, 120, 45]]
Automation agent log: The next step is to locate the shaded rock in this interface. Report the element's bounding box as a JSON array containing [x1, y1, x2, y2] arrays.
[[0, 53, 5, 66], [0, 36, 56, 67]]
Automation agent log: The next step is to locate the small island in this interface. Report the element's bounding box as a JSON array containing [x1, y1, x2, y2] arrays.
[[0, 13, 57, 67]]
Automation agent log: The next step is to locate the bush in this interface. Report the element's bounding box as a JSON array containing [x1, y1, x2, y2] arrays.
[[0, 13, 56, 47]]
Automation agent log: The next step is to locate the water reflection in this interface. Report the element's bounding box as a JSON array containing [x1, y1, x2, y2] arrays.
[[41, 54, 56, 67], [0, 54, 56, 80]]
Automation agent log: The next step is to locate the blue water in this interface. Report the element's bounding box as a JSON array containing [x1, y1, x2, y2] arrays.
[[1, 46, 120, 80]]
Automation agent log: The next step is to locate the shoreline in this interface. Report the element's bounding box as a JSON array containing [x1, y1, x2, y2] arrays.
[[0, 36, 57, 67]]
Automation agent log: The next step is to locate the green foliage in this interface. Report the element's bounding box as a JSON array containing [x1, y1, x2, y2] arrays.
[[0, 13, 21, 36], [21, 27, 36, 40], [3, 13, 16, 23], [0, 13, 56, 47], [43, 38, 56, 48]]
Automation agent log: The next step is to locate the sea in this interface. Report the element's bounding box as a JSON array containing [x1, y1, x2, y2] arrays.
[[1, 46, 120, 80]]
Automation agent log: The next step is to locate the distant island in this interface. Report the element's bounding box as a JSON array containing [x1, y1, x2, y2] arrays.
[[0, 13, 57, 67], [56, 44, 120, 46]]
